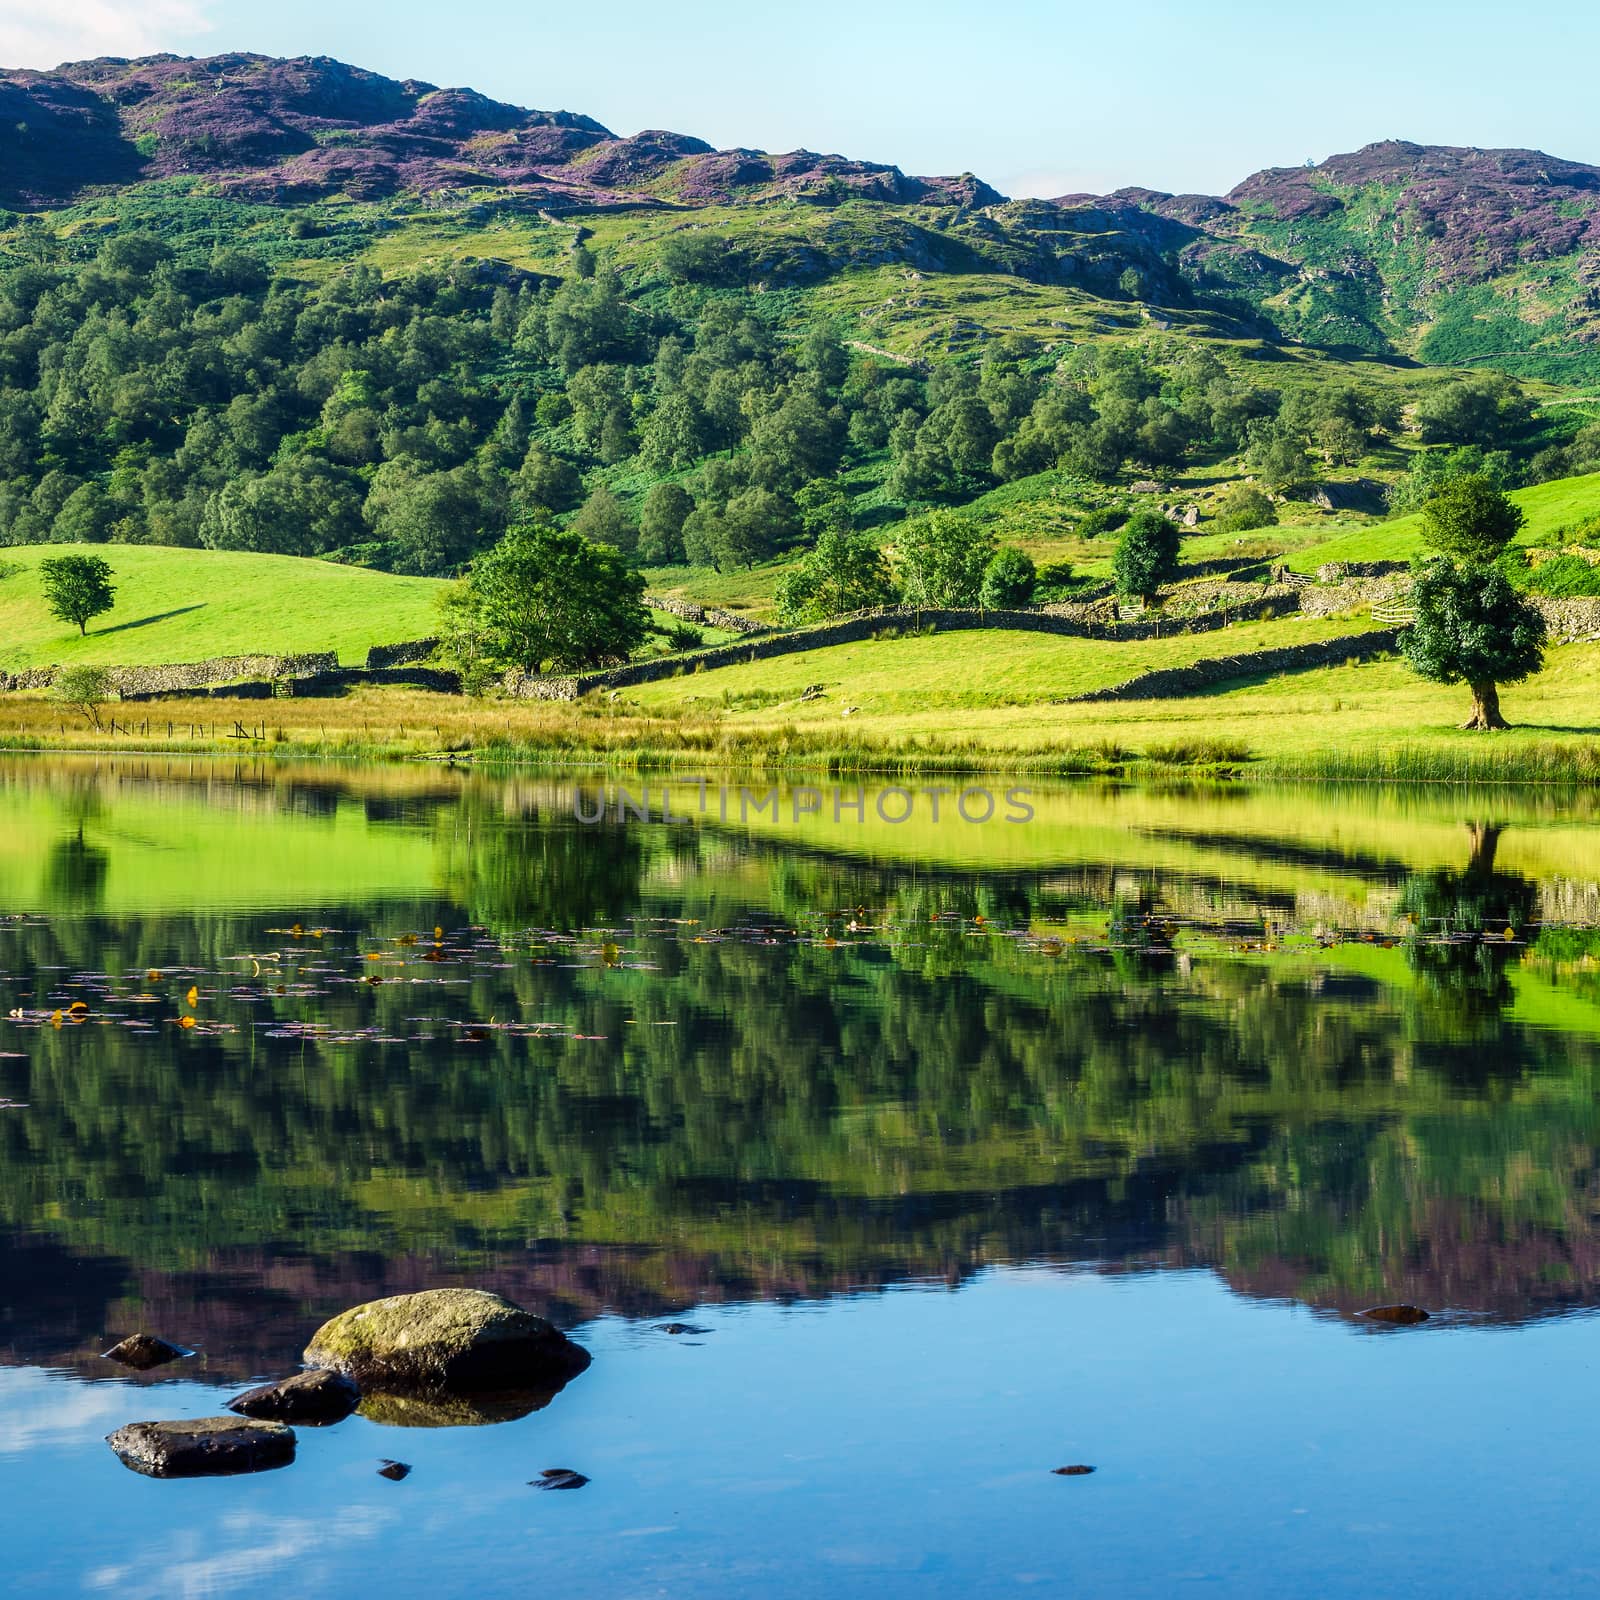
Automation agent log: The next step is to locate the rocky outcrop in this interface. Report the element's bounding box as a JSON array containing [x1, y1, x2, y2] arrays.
[[228, 1368, 360, 1424], [0, 53, 1007, 212], [303, 1288, 591, 1392], [106, 1417, 296, 1478]]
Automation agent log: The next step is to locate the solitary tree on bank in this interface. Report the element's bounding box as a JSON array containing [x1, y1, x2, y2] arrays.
[[39, 554, 116, 636], [1401, 475, 1544, 730], [1401, 559, 1545, 730]]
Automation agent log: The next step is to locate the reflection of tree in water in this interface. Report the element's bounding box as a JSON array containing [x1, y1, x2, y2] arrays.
[[9, 792, 1600, 1357], [1399, 823, 1539, 1039], [435, 801, 646, 931], [42, 827, 109, 911]]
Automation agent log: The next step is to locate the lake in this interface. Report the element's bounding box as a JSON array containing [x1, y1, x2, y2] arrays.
[[4, 756, 1600, 1596]]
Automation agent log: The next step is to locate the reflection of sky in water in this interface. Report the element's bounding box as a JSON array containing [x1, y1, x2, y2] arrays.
[[7, 1271, 1600, 1597]]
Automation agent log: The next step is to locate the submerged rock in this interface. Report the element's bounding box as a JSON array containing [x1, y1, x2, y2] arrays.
[[303, 1289, 590, 1392], [1052, 1464, 1096, 1476], [102, 1334, 189, 1370], [377, 1459, 412, 1480], [107, 1417, 295, 1478], [228, 1368, 360, 1424], [1362, 1304, 1430, 1325], [531, 1468, 589, 1490]]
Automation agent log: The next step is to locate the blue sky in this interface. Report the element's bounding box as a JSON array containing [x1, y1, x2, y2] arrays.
[[14, 1, 1600, 196]]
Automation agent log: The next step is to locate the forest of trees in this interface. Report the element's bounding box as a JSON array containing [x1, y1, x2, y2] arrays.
[[0, 231, 1560, 578]]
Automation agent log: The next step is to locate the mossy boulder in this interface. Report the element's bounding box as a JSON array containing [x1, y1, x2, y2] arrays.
[[303, 1289, 590, 1393]]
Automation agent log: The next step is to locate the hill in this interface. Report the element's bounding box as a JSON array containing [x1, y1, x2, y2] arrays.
[[0, 544, 444, 667], [5, 55, 1600, 378]]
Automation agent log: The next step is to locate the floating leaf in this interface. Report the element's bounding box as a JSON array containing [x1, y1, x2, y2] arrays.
[[176, 1016, 196, 1030]]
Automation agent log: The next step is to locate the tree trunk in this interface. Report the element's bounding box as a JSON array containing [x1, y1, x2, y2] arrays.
[[1461, 681, 1508, 731]]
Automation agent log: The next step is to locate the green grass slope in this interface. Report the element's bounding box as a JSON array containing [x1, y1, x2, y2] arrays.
[[1283, 470, 1600, 571], [0, 544, 446, 670]]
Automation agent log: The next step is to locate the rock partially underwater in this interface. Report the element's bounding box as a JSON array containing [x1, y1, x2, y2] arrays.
[[102, 1334, 189, 1370], [228, 1368, 361, 1424], [304, 1288, 590, 1400], [107, 1417, 296, 1477]]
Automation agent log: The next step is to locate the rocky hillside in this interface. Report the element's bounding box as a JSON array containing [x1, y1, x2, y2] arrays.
[[2, 53, 1600, 378], [0, 52, 999, 210]]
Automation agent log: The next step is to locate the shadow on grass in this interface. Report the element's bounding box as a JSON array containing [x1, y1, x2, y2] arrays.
[[92, 605, 206, 638]]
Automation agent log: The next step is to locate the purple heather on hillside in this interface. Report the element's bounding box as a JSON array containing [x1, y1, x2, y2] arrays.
[[0, 52, 1003, 211]]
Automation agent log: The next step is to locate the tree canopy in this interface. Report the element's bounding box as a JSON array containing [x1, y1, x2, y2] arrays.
[[459, 522, 649, 675]]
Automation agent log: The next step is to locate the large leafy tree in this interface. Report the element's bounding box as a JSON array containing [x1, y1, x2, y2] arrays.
[[1401, 558, 1545, 730], [38, 553, 116, 636], [893, 512, 995, 607], [1112, 510, 1181, 603], [773, 530, 897, 624], [464, 522, 649, 674]]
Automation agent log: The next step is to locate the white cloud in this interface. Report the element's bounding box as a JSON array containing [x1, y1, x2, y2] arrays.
[[0, 2, 216, 73]]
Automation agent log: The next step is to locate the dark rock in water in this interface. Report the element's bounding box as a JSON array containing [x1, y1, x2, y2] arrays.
[[656, 1322, 710, 1336], [107, 1417, 295, 1478], [532, 1468, 589, 1490], [303, 1288, 590, 1392], [377, 1459, 412, 1480], [1052, 1464, 1096, 1476], [357, 1387, 556, 1429], [228, 1368, 360, 1424], [1362, 1304, 1430, 1325], [102, 1333, 189, 1370]]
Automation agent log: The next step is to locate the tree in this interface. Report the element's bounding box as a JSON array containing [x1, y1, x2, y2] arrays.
[[464, 522, 649, 674], [50, 663, 114, 729], [638, 483, 693, 565], [773, 530, 896, 623], [571, 485, 635, 550], [1112, 511, 1181, 603], [1401, 558, 1546, 730], [514, 444, 583, 516], [1414, 373, 1534, 449], [894, 512, 995, 607], [979, 546, 1037, 609], [1419, 474, 1525, 563], [1212, 484, 1278, 533], [39, 554, 116, 636]]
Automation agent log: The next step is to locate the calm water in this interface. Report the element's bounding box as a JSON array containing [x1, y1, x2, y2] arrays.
[[5, 757, 1600, 1596]]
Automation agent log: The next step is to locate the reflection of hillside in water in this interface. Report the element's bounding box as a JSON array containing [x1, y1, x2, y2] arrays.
[[4, 760, 1600, 1384]]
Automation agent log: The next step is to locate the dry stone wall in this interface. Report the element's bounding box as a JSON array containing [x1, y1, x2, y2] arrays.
[[504, 596, 1310, 700], [1065, 630, 1401, 703]]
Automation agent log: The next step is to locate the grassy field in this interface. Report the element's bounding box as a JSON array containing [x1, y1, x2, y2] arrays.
[[0, 545, 740, 671], [1280, 470, 1600, 572], [0, 544, 445, 668]]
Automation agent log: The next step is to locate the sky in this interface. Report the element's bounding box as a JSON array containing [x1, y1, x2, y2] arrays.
[[6, 0, 1600, 198]]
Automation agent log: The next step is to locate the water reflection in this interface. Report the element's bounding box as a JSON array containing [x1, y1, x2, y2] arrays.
[[3, 757, 1600, 1393]]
